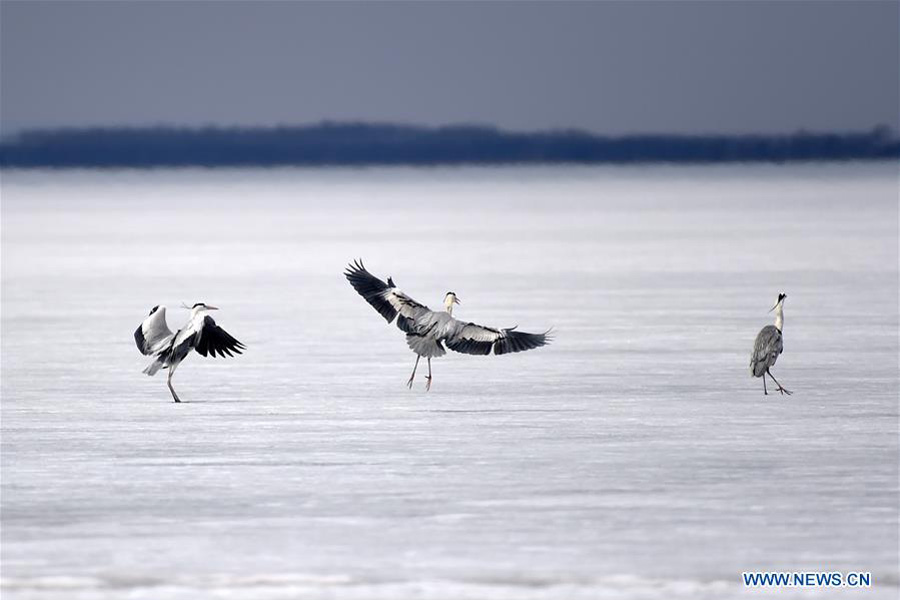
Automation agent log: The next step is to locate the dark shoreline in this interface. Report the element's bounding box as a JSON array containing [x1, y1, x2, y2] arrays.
[[1, 123, 897, 168]]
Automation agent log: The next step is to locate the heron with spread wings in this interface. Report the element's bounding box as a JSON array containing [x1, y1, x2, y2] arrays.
[[134, 303, 245, 402], [345, 260, 551, 390]]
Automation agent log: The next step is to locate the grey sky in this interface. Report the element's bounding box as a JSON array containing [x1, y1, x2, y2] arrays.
[[1, 1, 897, 135]]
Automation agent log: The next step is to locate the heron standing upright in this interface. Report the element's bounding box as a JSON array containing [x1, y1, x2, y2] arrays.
[[750, 293, 792, 395], [134, 303, 245, 402], [344, 260, 551, 390]]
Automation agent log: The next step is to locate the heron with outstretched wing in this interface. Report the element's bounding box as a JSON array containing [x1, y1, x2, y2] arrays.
[[345, 260, 551, 390], [134, 303, 245, 402]]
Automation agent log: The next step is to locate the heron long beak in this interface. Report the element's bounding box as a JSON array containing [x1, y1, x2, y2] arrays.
[[206, 305, 220, 310], [453, 296, 461, 305]]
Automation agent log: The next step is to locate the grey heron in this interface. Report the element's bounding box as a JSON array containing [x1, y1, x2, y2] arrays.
[[134, 303, 245, 402], [345, 260, 551, 390], [750, 293, 792, 396]]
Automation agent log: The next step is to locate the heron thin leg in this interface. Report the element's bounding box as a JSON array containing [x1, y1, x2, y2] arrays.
[[166, 368, 181, 403], [763, 375, 768, 395], [425, 357, 433, 392], [766, 369, 792, 396], [407, 355, 420, 389]]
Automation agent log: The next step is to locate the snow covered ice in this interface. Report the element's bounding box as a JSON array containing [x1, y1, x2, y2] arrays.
[[2, 164, 897, 599]]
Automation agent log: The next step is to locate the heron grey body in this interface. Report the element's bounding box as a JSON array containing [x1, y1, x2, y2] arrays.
[[134, 303, 245, 402], [750, 324, 783, 376], [749, 294, 791, 395], [345, 260, 551, 390]]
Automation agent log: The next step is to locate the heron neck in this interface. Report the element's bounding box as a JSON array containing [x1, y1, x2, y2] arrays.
[[774, 306, 784, 332], [445, 305, 454, 316]]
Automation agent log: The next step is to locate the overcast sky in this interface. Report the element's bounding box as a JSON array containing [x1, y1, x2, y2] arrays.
[[1, 1, 897, 135]]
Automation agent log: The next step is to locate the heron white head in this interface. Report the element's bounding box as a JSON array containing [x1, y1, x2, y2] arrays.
[[768, 293, 786, 331], [444, 291, 460, 315], [188, 302, 219, 317]]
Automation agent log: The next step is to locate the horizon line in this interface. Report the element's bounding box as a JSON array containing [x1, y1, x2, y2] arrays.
[[3, 120, 897, 141], [2, 121, 897, 168]]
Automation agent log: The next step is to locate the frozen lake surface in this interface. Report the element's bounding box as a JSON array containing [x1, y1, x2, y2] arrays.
[[2, 164, 897, 599]]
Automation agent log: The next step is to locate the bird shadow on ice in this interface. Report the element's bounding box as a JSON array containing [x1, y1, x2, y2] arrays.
[[409, 408, 585, 413], [171, 399, 250, 404]]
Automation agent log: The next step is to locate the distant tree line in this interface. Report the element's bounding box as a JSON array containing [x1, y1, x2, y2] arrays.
[[0, 123, 897, 168]]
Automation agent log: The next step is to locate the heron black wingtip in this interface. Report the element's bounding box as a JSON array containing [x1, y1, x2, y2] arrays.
[[344, 258, 367, 278], [345, 259, 401, 324], [134, 325, 147, 353]]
